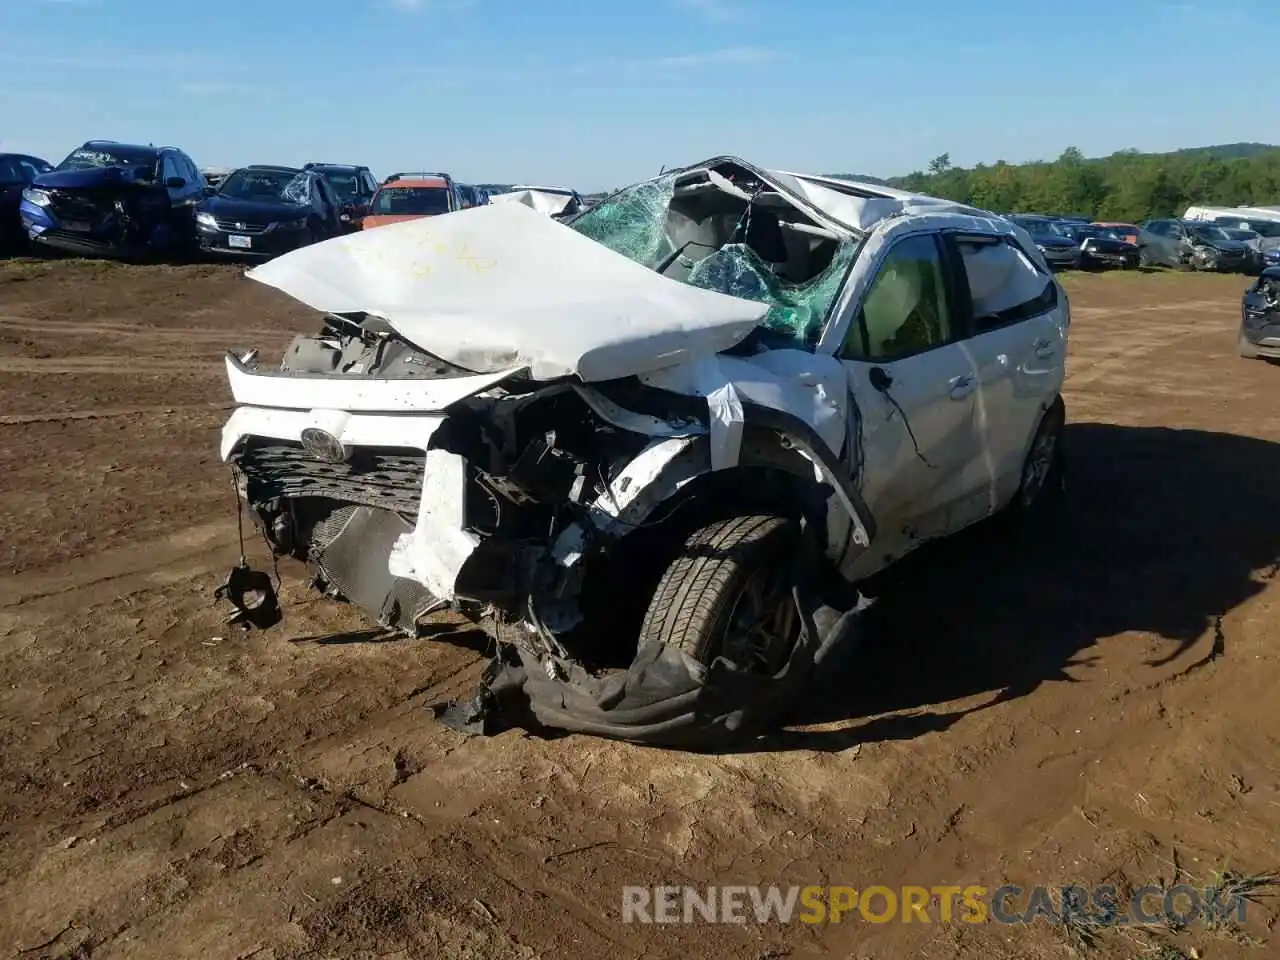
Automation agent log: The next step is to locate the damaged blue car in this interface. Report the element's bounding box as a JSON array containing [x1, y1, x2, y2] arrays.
[[20, 140, 205, 260]]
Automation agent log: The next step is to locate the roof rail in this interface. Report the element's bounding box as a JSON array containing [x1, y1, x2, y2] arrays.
[[384, 171, 454, 184]]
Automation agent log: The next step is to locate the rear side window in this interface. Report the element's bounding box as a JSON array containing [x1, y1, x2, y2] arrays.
[[948, 234, 1057, 332]]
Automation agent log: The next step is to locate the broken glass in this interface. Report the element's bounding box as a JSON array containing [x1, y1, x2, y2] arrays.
[[569, 172, 857, 348], [282, 173, 312, 205], [684, 239, 857, 346], [569, 175, 678, 269]]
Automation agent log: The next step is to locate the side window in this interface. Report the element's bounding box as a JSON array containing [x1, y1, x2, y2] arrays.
[[160, 154, 181, 183], [0, 156, 21, 183], [952, 235, 1057, 332], [18, 158, 48, 182], [840, 233, 953, 362], [362, 171, 377, 196]]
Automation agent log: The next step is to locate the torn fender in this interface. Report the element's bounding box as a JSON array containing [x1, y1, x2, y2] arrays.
[[551, 394, 875, 568]]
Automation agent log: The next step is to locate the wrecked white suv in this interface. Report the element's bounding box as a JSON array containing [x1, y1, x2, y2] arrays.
[[217, 156, 1069, 747]]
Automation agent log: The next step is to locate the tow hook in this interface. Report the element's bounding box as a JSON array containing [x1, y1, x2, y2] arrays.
[[214, 562, 282, 631]]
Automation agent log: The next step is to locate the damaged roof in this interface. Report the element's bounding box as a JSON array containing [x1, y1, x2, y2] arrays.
[[243, 156, 1001, 384]]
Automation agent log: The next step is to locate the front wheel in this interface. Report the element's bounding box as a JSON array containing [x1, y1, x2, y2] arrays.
[[638, 515, 800, 675], [1239, 332, 1260, 360]]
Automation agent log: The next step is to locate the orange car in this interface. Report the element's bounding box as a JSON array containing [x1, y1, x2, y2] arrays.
[[1092, 221, 1140, 244], [362, 173, 461, 230]]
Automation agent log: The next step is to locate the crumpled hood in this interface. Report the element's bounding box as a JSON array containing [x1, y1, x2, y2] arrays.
[[34, 166, 154, 190], [244, 201, 769, 383], [487, 189, 575, 217]]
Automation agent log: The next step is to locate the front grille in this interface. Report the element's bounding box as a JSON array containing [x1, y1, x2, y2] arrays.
[[49, 192, 110, 221], [232, 440, 426, 515], [213, 219, 270, 234]]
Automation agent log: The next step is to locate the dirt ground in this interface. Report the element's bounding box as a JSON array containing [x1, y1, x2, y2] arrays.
[[0, 259, 1277, 960]]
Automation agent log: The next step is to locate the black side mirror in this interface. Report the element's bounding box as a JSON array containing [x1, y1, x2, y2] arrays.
[[165, 176, 186, 188], [204, 185, 216, 196]]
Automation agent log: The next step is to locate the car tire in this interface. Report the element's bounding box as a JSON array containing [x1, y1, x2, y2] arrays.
[[1007, 397, 1066, 519], [1239, 332, 1260, 360], [1137, 247, 1151, 268], [637, 514, 800, 675]]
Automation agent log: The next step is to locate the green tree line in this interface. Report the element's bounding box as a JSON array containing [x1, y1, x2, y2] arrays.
[[834, 144, 1280, 222]]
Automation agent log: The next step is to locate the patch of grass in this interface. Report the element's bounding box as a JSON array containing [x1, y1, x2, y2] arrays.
[[1060, 911, 1107, 952], [1202, 867, 1278, 932], [0, 257, 57, 280]]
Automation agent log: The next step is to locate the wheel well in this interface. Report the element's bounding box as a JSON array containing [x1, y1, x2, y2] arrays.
[[568, 464, 829, 669]]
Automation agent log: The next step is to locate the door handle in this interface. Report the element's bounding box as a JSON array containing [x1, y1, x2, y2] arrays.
[[1033, 338, 1056, 358], [948, 374, 976, 400]]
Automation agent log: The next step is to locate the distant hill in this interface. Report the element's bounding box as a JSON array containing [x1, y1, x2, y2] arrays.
[[823, 143, 1280, 186], [1164, 142, 1277, 160]]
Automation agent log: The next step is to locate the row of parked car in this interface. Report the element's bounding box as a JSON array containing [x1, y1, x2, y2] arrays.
[[0, 140, 590, 262], [1004, 209, 1280, 275]]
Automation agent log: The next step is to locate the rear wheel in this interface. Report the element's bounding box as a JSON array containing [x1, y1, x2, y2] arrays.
[[638, 514, 799, 674], [1007, 398, 1066, 519]]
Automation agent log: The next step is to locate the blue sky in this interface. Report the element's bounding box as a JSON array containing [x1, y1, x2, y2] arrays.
[[1, 0, 1275, 191]]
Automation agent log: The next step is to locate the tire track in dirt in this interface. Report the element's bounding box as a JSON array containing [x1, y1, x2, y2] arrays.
[[0, 402, 232, 425], [0, 520, 238, 609], [1, 357, 225, 375], [0, 315, 281, 344]]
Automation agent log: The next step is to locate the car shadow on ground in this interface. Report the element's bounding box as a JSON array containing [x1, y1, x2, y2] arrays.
[[762, 422, 1280, 752]]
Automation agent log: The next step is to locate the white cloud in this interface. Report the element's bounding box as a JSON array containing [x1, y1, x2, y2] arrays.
[[0, 50, 207, 71], [671, 0, 751, 23], [384, 0, 475, 10], [572, 46, 780, 75]]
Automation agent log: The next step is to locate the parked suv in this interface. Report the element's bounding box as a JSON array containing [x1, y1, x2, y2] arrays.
[[362, 173, 462, 230], [302, 163, 379, 232], [20, 141, 204, 259], [196, 165, 343, 259], [1137, 219, 1252, 272], [1008, 214, 1081, 269], [0, 153, 52, 252], [215, 156, 1069, 747]]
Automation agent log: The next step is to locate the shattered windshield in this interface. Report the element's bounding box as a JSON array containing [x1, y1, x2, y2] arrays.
[[1189, 223, 1232, 243], [218, 169, 309, 204], [569, 172, 858, 348], [58, 146, 157, 175]]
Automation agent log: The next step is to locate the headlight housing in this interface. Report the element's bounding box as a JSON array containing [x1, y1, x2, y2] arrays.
[[22, 187, 51, 207], [195, 211, 218, 228], [276, 218, 308, 230]]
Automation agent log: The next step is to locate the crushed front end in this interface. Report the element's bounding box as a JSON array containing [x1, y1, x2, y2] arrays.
[[21, 183, 176, 259], [221, 312, 655, 644]]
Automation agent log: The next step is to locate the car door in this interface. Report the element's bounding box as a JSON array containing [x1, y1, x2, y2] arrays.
[[836, 230, 983, 562], [1144, 221, 1177, 265], [315, 177, 340, 235], [941, 231, 1067, 513], [160, 153, 195, 229]]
